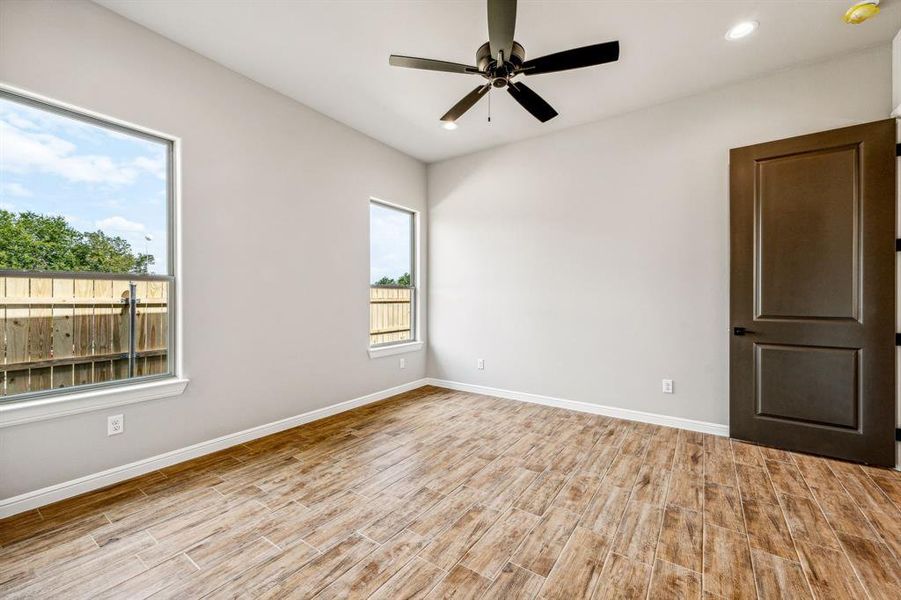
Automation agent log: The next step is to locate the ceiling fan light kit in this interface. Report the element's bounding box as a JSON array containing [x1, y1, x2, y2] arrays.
[[389, 0, 620, 126]]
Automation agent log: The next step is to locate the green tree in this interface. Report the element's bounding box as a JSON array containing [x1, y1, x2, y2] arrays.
[[372, 272, 412, 286], [0, 210, 153, 273]]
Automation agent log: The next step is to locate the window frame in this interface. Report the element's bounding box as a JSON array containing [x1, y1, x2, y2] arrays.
[[368, 198, 420, 354], [0, 84, 186, 424]]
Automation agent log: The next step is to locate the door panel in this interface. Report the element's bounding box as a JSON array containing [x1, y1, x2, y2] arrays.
[[730, 119, 895, 466], [755, 344, 859, 429], [757, 146, 859, 320]]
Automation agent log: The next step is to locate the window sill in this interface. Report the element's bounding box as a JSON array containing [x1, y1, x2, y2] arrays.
[[368, 341, 423, 359], [0, 377, 189, 428]]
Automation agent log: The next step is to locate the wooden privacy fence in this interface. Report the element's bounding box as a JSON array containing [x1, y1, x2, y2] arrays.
[[370, 286, 413, 346], [0, 274, 170, 397]]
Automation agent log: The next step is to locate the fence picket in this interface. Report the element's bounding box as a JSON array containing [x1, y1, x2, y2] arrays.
[[369, 287, 412, 346], [0, 275, 170, 398], [93, 279, 113, 383], [4, 278, 30, 395], [51, 278, 75, 388], [0, 278, 5, 395]]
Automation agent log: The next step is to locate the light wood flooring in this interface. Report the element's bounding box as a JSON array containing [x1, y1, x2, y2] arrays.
[[1, 386, 900, 599]]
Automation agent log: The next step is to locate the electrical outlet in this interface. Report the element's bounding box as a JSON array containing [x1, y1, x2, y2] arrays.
[[477, 358, 485, 370], [399, 357, 406, 369], [662, 379, 674, 394], [107, 414, 124, 436]]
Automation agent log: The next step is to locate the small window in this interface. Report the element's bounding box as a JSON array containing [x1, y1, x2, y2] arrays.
[[0, 89, 176, 400], [370, 200, 415, 347]]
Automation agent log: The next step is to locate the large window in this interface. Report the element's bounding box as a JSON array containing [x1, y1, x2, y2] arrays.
[[370, 200, 415, 347], [0, 89, 175, 401]]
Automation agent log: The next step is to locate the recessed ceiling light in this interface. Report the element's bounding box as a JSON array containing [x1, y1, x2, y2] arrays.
[[725, 21, 758, 41], [441, 121, 458, 130]]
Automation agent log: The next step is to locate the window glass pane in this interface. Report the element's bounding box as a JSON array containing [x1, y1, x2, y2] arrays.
[[0, 92, 173, 400], [0, 95, 169, 274], [370, 201, 413, 347], [370, 202, 412, 286]]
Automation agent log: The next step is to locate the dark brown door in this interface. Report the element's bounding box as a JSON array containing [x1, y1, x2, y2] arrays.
[[730, 119, 895, 466]]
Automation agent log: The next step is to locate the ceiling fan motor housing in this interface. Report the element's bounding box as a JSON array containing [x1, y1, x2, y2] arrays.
[[388, 0, 620, 123], [477, 41, 525, 87]]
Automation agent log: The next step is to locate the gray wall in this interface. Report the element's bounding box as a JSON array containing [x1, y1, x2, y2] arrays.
[[427, 46, 892, 427], [1, 0, 896, 502], [0, 0, 427, 499]]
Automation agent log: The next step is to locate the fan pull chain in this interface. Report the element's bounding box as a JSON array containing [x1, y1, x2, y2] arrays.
[[488, 88, 491, 123]]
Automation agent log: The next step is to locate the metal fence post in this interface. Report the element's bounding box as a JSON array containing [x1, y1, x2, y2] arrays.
[[128, 281, 137, 378]]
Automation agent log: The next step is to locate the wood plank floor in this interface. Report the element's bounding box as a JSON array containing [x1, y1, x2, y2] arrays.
[[1, 385, 899, 599]]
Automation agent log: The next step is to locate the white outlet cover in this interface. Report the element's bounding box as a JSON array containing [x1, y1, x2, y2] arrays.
[[477, 359, 485, 370], [108, 414, 124, 436], [399, 358, 406, 369], [662, 379, 674, 394]]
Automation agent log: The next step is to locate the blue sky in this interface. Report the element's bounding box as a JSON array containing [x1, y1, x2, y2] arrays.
[[0, 95, 410, 282], [0, 96, 169, 273], [370, 202, 412, 284]]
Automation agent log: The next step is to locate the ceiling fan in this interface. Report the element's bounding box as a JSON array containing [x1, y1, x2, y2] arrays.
[[388, 0, 619, 125]]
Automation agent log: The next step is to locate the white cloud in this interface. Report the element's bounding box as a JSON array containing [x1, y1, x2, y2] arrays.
[[0, 182, 32, 197], [63, 214, 91, 229], [0, 119, 140, 185], [0, 201, 15, 211], [90, 198, 125, 209], [4, 112, 36, 130], [96, 215, 146, 232], [1, 99, 168, 191], [1, 102, 112, 144], [370, 204, 413, 282], [132, 156, 166, 180]]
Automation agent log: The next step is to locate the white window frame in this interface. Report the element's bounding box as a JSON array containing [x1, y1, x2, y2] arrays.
[[368, 198, 422, 358], [0, 84, 187, 428]]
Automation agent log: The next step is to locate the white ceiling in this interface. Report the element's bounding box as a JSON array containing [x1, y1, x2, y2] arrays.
[[96, 1, 901, 163]]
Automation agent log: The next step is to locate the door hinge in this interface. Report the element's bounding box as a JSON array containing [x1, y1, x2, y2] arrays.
[[897, 333, 901, 346], [897, 428, 901, 442], [896, 143, 901, 156], [896, 239, 901, 251]]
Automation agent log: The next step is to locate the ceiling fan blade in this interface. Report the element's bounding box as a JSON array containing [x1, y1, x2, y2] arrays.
[[488, 0, 517, 63], [507, 82, 558, 122], [389, 55, 480, 74], [520, 41, 619, 76], [440, 84, 491, 123]]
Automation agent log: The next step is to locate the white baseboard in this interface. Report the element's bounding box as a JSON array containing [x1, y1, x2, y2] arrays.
[[0, 378, 429, 519], [427, 378, 730, 437], [432, 379, 901, 471], [10, 375, 890, 518]]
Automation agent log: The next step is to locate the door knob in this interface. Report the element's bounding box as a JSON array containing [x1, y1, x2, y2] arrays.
[[733, 327, 753, 336]]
